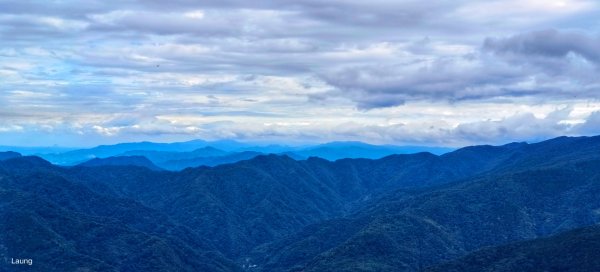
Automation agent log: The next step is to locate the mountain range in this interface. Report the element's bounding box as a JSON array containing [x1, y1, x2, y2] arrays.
[[1, 140, 453, 169], [1, 135, 600, 271]]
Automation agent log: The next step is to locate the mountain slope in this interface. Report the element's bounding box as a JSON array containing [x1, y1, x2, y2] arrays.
[[0, 156, 240, 272], [119, 146, 228, 164], [78, 156, 162, 171], [0, 151, 21, 161], [36, 140, 217, 165], [304, 164, 600, 271], [69, 155, 349, 257], [0, 190, 238, 272], [159, 151, 263, 170], [65, 141, 530, 258], [251, 136, 600, 271], [426, 224, 600, 272], [3, 135, 600, 271]]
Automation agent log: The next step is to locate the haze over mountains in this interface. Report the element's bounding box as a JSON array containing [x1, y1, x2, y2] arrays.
[[2, 135, 600, 271], [0, 140, 453, 170]]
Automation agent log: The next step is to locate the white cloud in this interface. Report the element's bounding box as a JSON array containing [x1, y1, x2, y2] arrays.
[[1, 0, 600, 146]]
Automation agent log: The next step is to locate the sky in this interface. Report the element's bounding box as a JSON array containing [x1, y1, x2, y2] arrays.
[[1, 0, 600, 147]]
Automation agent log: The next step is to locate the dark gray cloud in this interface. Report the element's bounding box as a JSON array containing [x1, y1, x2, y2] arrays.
[[316, 29, 600, 109], [317, 53, 538, 109], [484, 29, 600, 63]]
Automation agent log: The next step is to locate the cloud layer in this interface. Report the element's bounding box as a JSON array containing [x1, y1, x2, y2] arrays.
[[1, 0, 599, 146]]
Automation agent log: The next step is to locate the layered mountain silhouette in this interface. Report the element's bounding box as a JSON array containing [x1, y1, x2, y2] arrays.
[[2, 135, 600, 271], [119, 146, 229, 162], [77, 155, 163, 171], [158, 151, 263, 170], [17, 140, 452, 168], [293, 141, 452, 160]]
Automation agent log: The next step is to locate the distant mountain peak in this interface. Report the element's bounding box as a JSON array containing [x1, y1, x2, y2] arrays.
[[78, 155, 162, 171], [226, 153, 297, 168], [190, 146, 227, 154], [195, 146, 221, 151], [251, 153, 294, 162], [0, 155, 53, 168], [0, 151, 22, 161]]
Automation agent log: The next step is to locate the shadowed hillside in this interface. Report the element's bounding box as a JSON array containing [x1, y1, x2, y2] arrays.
[[248, 136, 600, 271], [0, 156, 239, 272], [426, 224, 600, 272]]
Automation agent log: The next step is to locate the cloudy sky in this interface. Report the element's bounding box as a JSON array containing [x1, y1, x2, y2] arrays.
[[1, 0, 600, 147]]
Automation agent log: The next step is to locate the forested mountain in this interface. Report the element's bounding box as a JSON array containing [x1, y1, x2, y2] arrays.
[[426, 225, 600, 272], [35, 140, 216, 165], [77, 156, 163, 171], [118, 146, 229, 163], [2, 136, 600, 271], [262, 160, 600, 271], [159, 151, 263, 170], [0, 151, 21, 161], [0, 156, 239, 272], [249, 136, 600, 271], [66, 143, 518, 257]]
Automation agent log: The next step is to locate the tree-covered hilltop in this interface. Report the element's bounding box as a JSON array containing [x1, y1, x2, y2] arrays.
[[0, 156, 239, 272], [0, 151, 21, 161], [426, 224, 600, 272], [248, 136, 600, 271]]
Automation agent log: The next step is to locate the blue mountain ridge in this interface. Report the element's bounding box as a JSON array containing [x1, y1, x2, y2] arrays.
[[10, 140, 454, 166]]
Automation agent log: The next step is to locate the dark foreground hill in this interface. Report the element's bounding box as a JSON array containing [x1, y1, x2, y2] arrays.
[[1, 136, 600, 271], [426, 224, 600, 272], [249, 161, 600, 271], [248, 136, 600, 271], [0, 156, 239, 272]]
